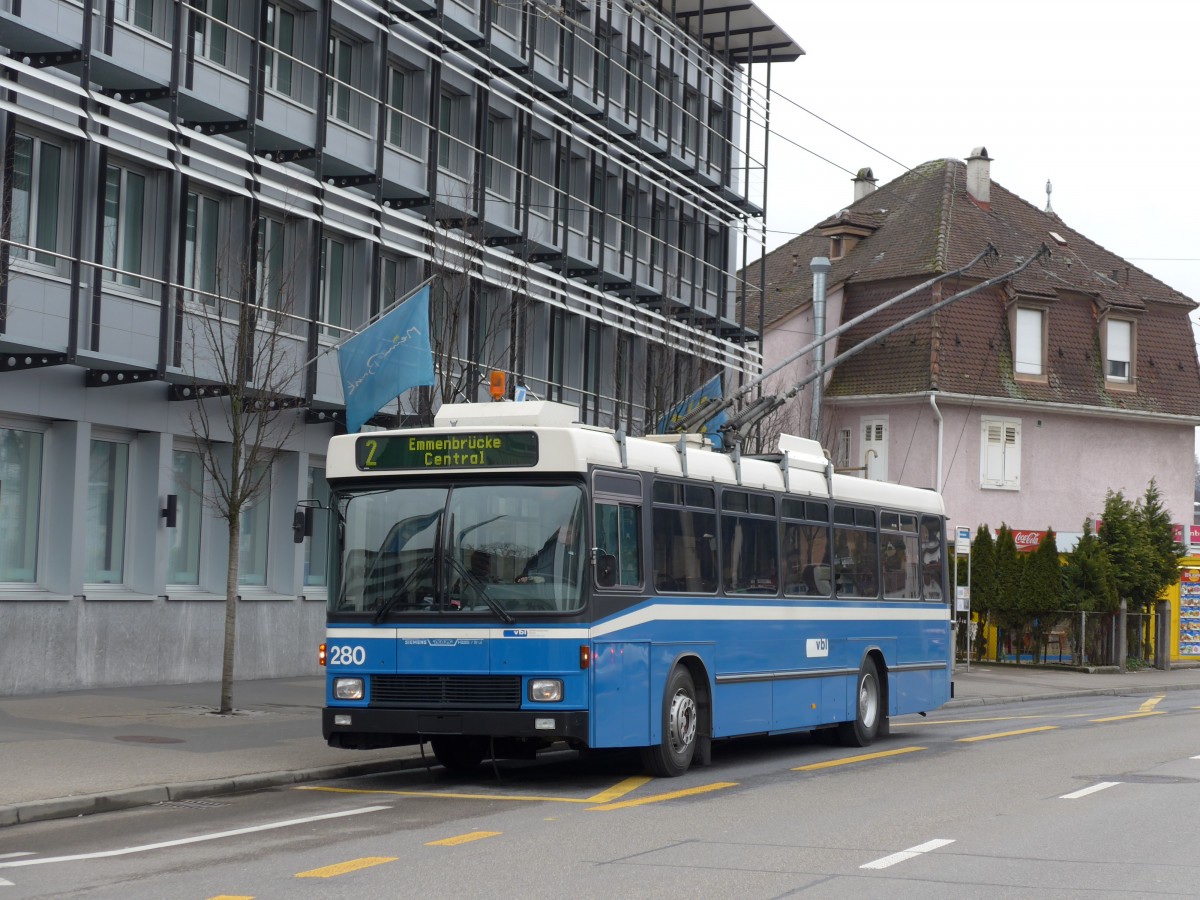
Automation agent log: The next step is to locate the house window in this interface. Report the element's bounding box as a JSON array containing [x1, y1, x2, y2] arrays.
[[86, 439, 129, 584], [102, 164, 148, 288], [981, 416, 1021, 490], [168, 449, 204, 585], [380, 255, 419, 310], [835, 428, 852, 468], [1014, 306, 1045, 377], [649, 201, 665, 269], [305, 466, 329, 587], [11, 133, 62, 268], [653, 67, 671, 134], [264, 2, 296, 98], [238, 465, 270, 586], [1106, 318, 1133, 383], [326, 35, 355, 124], [192, 0, 229, 67], [682, 89, 700, 156], [183, 191, 221, 305], [320, 237, 348, 337], [0, 427, 42, 583], [256, 215, 286, 309], [862, 416, 888, 481]]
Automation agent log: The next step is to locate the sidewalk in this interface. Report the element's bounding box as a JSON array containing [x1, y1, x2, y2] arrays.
[[5, 664, 1200, 828]]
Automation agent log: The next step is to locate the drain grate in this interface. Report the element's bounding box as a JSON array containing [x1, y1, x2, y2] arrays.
[[155, 799, 231, 809]]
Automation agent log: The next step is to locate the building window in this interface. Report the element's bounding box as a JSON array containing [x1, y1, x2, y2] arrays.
[[1106, 318, 1134, 383], [380, 255, 419, 311], [326, 35, 354, 124], [168, 449, 204, 585], [485, 114, 513, 198], [256, 215, 286, 309], [438, 90, 470, 174], [682, 89, 700, 156], [1013, 306, 1045, 377], [319, 237, 348, 337], [548, 307, 565, 401], [11, 133, 62, 268], [583, 320, 601, 424], [183, 192, 221, 305], [386, 66, 422, 154], [835, 428, 852, 469], [102, 164, 148, 288], [264, 2, 296, 98], [115, 0, 154, 32], [305, 466, 329, 587], [239, 465, 270, 586], [653, 67, 671, 135], [649, 201, 665, 269], [0, 427, 42, 583], [86, 440, 129, 584], [192, 0, 229, 67], [529, 137, 553, 214], [981, 416, 1021, 491]]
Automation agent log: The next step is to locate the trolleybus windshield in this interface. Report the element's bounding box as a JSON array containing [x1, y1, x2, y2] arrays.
[[331, 482, 587, 617]]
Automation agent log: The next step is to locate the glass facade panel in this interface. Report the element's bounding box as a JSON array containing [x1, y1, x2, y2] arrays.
[[168, 450, 204, 585], [0, 428, 42, 583], [86, 440, 129, 584]]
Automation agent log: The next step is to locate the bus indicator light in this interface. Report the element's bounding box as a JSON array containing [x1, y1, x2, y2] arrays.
[[319, 643, 327, 666], [580, 645, 591, 669]]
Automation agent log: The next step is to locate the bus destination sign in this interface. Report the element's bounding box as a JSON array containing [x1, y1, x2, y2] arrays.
[[356, 431, 539, 470]]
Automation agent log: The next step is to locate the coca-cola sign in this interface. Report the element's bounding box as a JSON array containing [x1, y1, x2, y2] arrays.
[[1011, 530, 1046, 552]]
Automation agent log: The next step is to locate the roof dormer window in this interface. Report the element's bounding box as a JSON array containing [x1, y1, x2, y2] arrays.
[[1103, 317, 1136, 389]]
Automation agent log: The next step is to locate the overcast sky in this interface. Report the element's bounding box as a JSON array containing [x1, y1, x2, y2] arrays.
[[749, 0, 1200, 319]]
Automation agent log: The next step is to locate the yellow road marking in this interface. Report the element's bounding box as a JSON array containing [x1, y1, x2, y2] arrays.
[[792, 746, 926, 771], [296, 857, 397, 878], [298, 785, 594, 803], [208, 896, 254, 899], [957, 725, 1058, 742], [1090, 711, 1166, 723], [894, 713, 1090, 727], [1138, 695, 1166, 712], [587, 781, 736, 811], [585, 776, 653, 803], [426, 831, 501, 846]]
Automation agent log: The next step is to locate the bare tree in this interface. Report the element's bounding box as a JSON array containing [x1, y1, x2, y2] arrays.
[[178, 229, 306, 714]]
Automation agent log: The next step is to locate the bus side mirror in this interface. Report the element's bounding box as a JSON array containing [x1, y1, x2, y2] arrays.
[[595, 552, 618, 588], [292, 506, 314, 543]]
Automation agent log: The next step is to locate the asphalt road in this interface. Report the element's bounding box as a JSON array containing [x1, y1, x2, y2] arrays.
[[4, 689, 1200, 898]]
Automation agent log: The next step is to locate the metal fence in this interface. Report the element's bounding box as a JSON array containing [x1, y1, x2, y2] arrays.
[[955, 608, 1162, 668]]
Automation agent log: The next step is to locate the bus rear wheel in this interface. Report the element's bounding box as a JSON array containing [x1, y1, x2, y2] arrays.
[[640, 666, 698, 777], [837, 657, 882, 747], [430, 736, 487, 773]]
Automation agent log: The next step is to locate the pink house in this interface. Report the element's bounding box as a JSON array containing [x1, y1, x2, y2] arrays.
[[746, 148, 1200, 547]]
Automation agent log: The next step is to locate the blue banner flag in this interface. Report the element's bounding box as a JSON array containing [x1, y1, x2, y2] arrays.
[[338, 284, 435, 433], [657, 374, 726, 450]]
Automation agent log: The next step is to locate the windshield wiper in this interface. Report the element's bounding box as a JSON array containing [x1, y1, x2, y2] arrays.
[[373, 556, 434, 624], [446, 555, 515, 625]]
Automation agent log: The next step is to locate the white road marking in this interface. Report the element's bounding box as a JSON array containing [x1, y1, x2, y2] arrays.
[[0, 806, 391, 869], [0, 855, 33, 860], [861, 838, 955, 870], [1060, 782, 1121, 800]]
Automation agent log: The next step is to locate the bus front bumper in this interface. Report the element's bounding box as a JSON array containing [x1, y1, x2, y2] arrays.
[[323, 707, 590, 748]]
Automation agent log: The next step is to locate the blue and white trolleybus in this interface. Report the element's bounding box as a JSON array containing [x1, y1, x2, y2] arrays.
[[320, 400, 952, 776]]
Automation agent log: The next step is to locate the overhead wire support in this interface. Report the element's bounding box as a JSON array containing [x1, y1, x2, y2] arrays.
[[719, 243, 1053, 448], [671, 244, 1000, 438]]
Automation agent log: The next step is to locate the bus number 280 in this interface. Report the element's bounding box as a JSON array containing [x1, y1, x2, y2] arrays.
[[328, 644, 367, 666]]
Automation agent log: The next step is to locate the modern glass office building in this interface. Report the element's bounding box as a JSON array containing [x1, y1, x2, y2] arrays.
[[0, 0, 799, 692]]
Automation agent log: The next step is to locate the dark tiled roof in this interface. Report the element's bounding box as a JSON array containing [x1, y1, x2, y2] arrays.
[[745, 158, 1200, 417]]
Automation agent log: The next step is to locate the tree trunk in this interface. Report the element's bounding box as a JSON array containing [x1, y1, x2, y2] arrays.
[[219, 511, 240, 714]]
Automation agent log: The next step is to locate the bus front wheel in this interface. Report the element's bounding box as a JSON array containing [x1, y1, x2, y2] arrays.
[[430, 736, 487, 773], [640, 666, 698, 777], [837, 657, 882, 747]]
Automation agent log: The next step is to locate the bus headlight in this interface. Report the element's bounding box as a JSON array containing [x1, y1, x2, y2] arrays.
[[333, 677, 364, 700], [529, 679, 563, 702]]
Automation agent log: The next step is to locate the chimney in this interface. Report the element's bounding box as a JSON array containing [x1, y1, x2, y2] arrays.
[[852, 167, 877, 202], [966, 146, 992, 204]]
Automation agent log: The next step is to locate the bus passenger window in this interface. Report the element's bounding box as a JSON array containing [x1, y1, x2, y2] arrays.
[[595, 501, 641, 587]]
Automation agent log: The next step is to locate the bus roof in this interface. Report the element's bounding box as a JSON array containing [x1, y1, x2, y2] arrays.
[[325, 401, 945, 516]]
